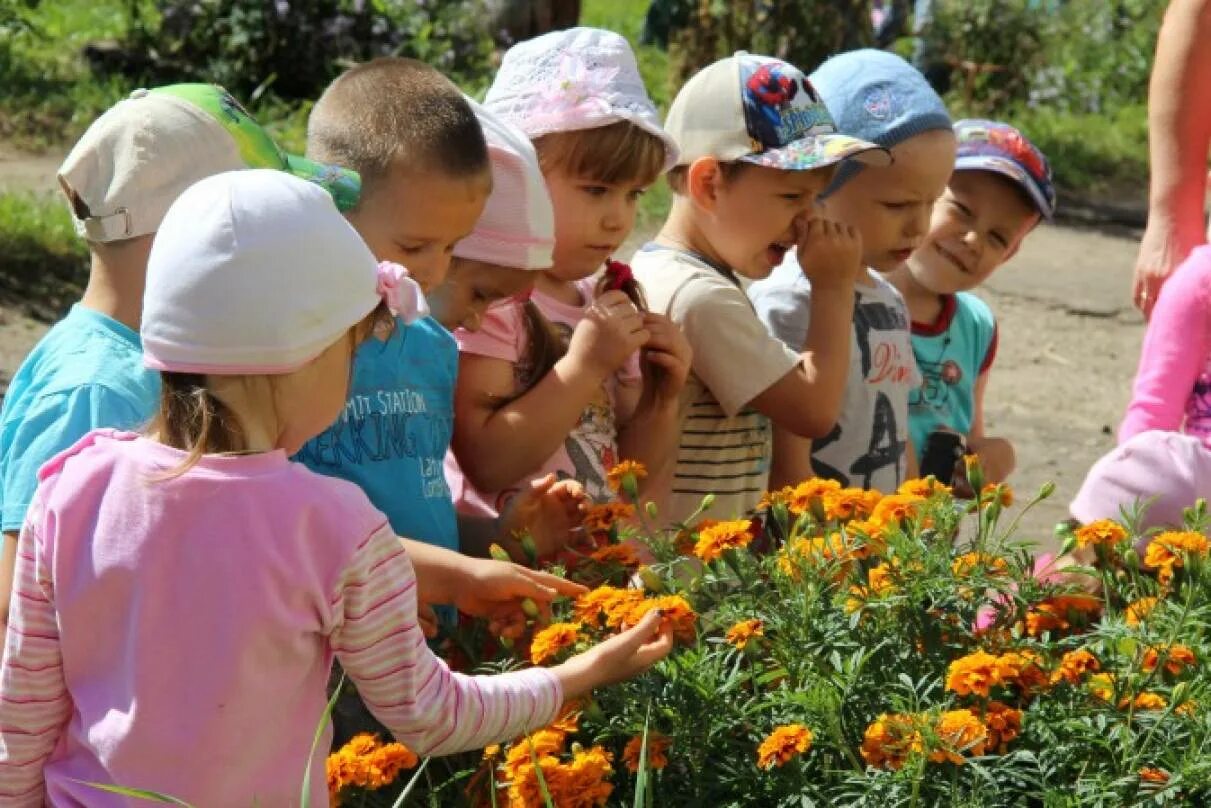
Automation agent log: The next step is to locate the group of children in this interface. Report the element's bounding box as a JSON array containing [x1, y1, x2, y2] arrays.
[[0, 25, 1062, 804]]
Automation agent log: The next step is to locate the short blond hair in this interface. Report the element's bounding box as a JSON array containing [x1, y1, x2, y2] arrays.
[[532, 121, 666, 186], [307, 57, 488, 197]]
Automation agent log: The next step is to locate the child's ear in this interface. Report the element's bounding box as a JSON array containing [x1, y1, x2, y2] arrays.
[[686, 157, 724, 212]]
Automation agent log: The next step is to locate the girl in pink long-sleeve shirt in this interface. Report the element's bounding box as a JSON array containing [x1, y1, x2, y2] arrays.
[[1071, 244, 1211, 535], [0, 170, 672, 807]]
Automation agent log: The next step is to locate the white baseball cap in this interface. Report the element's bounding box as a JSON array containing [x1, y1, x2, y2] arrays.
[[59, 84, 360, 243], [665, 52, 891, 171], [484, 27, 679, 171], [454, 98, 554, 270], [142, 169, 384, 375]]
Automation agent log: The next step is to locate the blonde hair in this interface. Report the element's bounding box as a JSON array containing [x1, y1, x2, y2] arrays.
[[307, 57, 489, 198], [532, 121, 666, 186], [149, 303, 394, 478]]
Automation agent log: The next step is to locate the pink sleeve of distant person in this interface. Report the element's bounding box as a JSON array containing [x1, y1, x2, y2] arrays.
[[0, 509, 70, 807], [331, 525, 562, 756], [1120, 246, 1211, 443]]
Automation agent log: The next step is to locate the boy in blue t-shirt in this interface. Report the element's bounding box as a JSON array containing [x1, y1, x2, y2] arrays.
[[0, 85, 358, 625], [296, 61, 581, 563], [888, 119, 1056, 485]]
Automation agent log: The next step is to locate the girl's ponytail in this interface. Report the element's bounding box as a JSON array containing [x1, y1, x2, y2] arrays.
[[597, 258, 647, 312]]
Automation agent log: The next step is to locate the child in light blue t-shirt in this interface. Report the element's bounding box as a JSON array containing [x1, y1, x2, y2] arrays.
[[0, 84, 359, 624], [296, 80, 577, 562], [889, 119, 1055, 486]]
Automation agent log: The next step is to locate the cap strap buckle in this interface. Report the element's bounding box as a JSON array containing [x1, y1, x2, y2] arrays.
[[83, 207, 133, 241]]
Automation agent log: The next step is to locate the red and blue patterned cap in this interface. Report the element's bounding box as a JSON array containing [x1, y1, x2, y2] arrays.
[[954, 119, 1055, 219]]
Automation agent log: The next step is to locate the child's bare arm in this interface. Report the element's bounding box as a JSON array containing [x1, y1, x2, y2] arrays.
[[768, 427, 813, 491], [750, 218, 863, 437], [452, 293, 648, 493]]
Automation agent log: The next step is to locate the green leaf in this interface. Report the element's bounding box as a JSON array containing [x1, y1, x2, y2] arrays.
[[301, 672, 345, 807], [391, 757, 431, 808], [527, 735, 556, 808], [71, 781, 194, 807], [634, 702, 652, 808]]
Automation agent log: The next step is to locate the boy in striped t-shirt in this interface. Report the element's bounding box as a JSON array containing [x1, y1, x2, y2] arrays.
[[631, 52, 889, 522]]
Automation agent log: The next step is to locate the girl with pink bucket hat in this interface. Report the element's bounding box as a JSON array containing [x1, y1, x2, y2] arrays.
[[448, 27, 692, 523], [0, 169, 674, 806]]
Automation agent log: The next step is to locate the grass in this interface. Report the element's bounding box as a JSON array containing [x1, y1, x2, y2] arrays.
[[0, 191, 88, 320]]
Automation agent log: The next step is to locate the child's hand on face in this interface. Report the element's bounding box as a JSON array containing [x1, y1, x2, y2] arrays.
[[639, 313, 693, 408], [563, 290, 650, 382], [795, 216, 864, 292], [554, 609, 674, 696], [498, 473, 589, 557]]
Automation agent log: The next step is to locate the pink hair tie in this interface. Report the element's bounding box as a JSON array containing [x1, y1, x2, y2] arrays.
[[376, 261, 429, 324]]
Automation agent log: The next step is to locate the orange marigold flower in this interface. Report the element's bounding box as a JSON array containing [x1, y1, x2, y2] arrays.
[[556, 745, 615, 807], [1139, 767, 1170, 784], [1145, 531, 1210, 584], [1023, 593, 1102, 637], [898, 477, 949, 498], [1124, 692, 1168, 712], [846, 563, 898, 613], [982, 701, 1023, 753], [574, 585, 645, 630], [583, 502, 636, 533], [860, 713, 924, 770], [606, 460, 647, 494], [788, 478, 841, 514], [756, 723, 814, 769], [503, 728, 567, 781], [758, 486, 795, 511], [530, 622, 583, 665], [1075, 519, 1127, 549], [550, 701, 581, 734], [1142, 644, 1197, 676], [1051, 649, 1100, 685], [951, 552, 1009, 578], [589, 543, 641, 568], [999, 650, 1050, 694], [1125, 596, 1160, 627], [622, 733, 671, 773], [981, 483, 1014, 508], [930, 709, 988, 765], [1176, 700, 1198, 717], [822, 487, 878, 521], [327, 733, 420, 802], [870, 493, 926, 527], [725, 618, 764, 650], [946, 650, 1003, 698], [693, 518, 755, 562], [1088, 673, 1116, 703], [626, 594, 698, 643]]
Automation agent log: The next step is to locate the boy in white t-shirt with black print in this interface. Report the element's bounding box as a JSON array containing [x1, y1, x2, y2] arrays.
[[631, 51, 890, 523], [750, 50, 957, 493]]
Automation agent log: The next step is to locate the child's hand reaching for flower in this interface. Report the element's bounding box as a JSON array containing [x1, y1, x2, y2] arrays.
[[551, 609, 675, 698], [454, 557, 588, 639], [498, 473, 589, 558], [795, 216, 864, 292]]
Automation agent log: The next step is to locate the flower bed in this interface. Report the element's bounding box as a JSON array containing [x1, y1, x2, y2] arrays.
[[331, 464, 1211, 806]]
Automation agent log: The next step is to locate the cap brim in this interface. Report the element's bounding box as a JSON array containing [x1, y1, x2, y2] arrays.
[[955, 154, 1054, 219], [284, 154, 362, 213], [740, 134, 892, 172]]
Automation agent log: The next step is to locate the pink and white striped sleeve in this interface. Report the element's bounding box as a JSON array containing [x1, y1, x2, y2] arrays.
[[0, 502, 70, 807], [330, 525, 561, 756]]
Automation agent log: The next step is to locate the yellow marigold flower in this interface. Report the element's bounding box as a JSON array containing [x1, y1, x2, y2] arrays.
[[724, 618, 764, 650], [860, 713, 923, 771], [951, 552, 1009, 578], [845, 563, 898, 613], [930, 709, 988, 765], [756, 723, 813, 769], [845, 517, 887, 555], [788, 478, 841, 514], [582, 502, 636, 534], [626, 594, 698, 643], [822, 487, 878, 521], [1051, 649, 1100, 685], [1124, 692, 1168, 711], [530, 622, 583, 665], [898, 477, 949, 497], [1088, 673, 1116, 703], [1145, 531, 1210, 584], [574, 585, 645, 630], [981, 483, 1013, 508], [622, 733, 671, 773], [484, 744, 501, 760], [982, 701, 1023, 753], [757, 486, 795, 511], [561, 745, 615, 807], [327, 733, 419, 803], [1074, 519, 1127, 549], [870, 493, 926, 527], [1023, 593, 1102, 637], [589, 543, 641, 568], [693, 518, 754, 562], [1142, 643, 1197, 676], [606, 460, 647, 493], [946, 650, 1003, 698], [1176, 700, 1198, 717], [1139, 767, 1170, 784], [1125, 596, 1160, 627]]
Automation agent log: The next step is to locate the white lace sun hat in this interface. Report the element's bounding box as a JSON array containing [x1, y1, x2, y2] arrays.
[[483, 27, 679, 172]]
